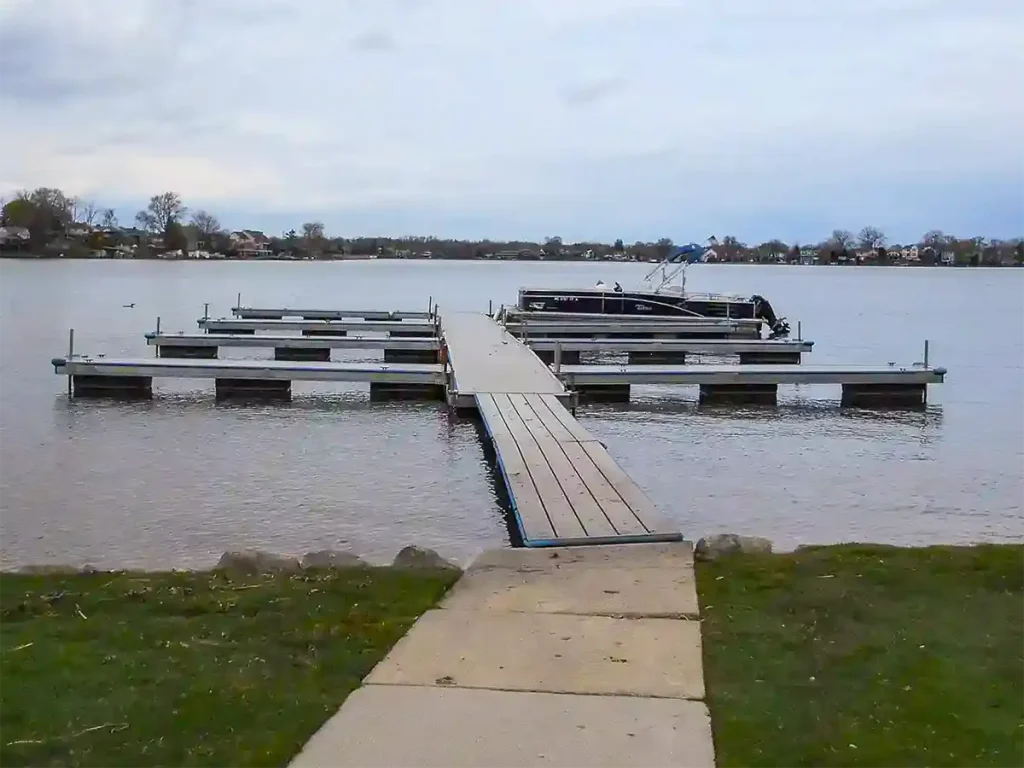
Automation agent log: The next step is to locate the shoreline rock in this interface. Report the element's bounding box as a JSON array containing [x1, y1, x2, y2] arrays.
[[391, 545, 459, 570], [695, 533, 773, 562]]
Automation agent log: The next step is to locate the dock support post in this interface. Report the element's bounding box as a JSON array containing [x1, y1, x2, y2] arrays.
[[574, 384, 631, 403], [738, 351, 802, 365], [841, 383, 927, 408], [160, 345, 219, 359], [488, 299, 493, 317], [237, 292, 241, 312], [215, 378, 291, 401], [428, 295, 433, 317], [553, 342, 562, 374], [369, 382, 445, 402], [383, 348, 439, 363], [203, 303, 210, 322], [628, 350, 688, 364], [699, 383, 778, 405], [302, 328, 346, 337], [924, 339, 929, 368], [274, 347, 331, 362], [797, 321, 802, 341], [72, 375, 152, 399], [67, 328, 74, 397]]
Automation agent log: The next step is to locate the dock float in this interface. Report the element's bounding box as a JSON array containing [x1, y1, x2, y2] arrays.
[[232, 306, 433, 321], [51, 357, 445, 401], [475, 393, 680, 547], [146, 333, 439, 362], [440, 311, 570, 410], [555, 363, 947, 406], [198, 318, 438, 337], [502, 318, 762, 340], [526, 337, 812, 364]]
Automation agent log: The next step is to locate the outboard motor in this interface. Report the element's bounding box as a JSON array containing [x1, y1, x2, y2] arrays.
[[751, 295, 790, 339]]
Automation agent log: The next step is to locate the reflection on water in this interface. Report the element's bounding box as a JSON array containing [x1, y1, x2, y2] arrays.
[[1, 259, 1022, 568]]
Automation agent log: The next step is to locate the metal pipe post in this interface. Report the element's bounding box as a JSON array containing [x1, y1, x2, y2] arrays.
[[236, 292, 241, 311], [924, 339, 930, 368], [204, 302, 210, 322], [797, 320, 802, 341], [67, 328, 74, 396], [553, 341, 562, 374], [428, 295, 433, 316], [488, 299, 493, 317]]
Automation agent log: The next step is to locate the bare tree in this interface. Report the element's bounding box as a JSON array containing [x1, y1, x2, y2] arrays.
[[78, 199, 101, 226], [830, 229, 856, 250], [100, 208, 118, 228], [136, 192, 187, 233], [857, 226, 886, 249], [190, 209, 222, 238], [301, 221, 325, 241]]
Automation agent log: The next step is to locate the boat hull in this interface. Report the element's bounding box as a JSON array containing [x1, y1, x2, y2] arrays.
[[517, 289, 756, 319]]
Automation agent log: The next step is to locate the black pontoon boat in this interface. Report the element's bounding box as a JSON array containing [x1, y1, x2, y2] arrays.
[[517, 241, 790, 338]]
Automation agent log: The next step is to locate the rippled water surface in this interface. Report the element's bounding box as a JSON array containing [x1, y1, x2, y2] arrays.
[[1, 259, 1021, 568]]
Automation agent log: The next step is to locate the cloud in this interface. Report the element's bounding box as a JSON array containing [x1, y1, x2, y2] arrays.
[[0, 0, 1021, 242]]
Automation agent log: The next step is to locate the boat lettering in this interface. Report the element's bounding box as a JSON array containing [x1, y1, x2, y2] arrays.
[[635, 303, 652, 311]]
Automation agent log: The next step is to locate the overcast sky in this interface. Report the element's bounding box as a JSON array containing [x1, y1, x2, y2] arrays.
[[1, 0, 1021, 243]]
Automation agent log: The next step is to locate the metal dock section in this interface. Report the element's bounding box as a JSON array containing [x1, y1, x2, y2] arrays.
[[232, 306, 433, 321], [476, 393, 680, 547], [440, 311, 568, 409], [441, 311, 680, 547], [198, 318, 437, 335]]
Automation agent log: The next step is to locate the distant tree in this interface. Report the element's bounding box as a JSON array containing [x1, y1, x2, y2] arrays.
[[830, 229, 856, 250], [655, 237, 674, 259], [77, 199, 99, 226], [163, 221, 189, 253], [301, 221, 326, 254], [857, 226, 886, 249], [189, 209, 222, 239], [100, 208, 118, 229], [136, 192, 187, 233], [1, 187, 75, 248], [921, 230, 949, 247], [544, 236, 563, 251], [790, 242, 801, 261], [613, 238, 624, 252], [1015, 240, 1023, 264]]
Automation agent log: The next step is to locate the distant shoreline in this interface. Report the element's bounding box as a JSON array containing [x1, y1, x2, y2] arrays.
[[1, 253, 1020, 268]]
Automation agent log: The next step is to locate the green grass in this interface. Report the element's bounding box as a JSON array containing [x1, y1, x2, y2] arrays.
[[697, 543, 1024, 767], [0, 567, 460, 767]]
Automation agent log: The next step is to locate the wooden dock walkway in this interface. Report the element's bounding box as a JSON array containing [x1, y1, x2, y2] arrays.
[[475, 393, 679, 547], [441, 310, 679, 547]]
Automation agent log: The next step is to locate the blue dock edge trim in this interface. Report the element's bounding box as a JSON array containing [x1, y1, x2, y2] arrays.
[[475, 394, 532, 546]]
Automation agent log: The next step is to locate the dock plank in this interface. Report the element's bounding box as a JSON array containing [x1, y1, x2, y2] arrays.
[[489, 395, 587, 542], [501, 396, 618, 538], [475, 395, 555, 542], [530, 394, 601, 444], [509, 393, 575, 443], [559, 442, 650, 536], [580, 442, 668, 531]]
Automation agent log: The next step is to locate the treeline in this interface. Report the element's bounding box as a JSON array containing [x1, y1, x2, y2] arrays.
[[1, 186, 1021, 266]]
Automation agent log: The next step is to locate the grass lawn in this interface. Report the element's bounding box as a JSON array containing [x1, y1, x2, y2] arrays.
[[0, 567, 460, 767], [697, 543, 1024, 768]]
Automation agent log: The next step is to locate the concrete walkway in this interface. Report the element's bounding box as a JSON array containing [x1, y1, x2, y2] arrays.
[[290, 543, 715, 768]]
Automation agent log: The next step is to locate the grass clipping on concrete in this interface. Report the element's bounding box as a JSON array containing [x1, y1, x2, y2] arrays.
[[698, 543, 1023, 768], [0, 567, 459, 767]]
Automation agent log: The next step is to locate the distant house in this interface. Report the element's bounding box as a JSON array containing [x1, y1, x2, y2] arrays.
[[0, 225, 31, 248], [229, 230, 273, 258]]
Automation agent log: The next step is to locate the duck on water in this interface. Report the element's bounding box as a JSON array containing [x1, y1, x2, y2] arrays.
[[516, 237, 791, 339]]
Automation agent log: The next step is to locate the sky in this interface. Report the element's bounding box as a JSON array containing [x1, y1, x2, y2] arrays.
[[0, 0, 1022, 244]]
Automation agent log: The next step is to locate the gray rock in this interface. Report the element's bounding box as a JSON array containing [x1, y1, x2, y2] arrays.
[[694, 534, 773, 562], [215, 550, 302, 574], [18, 564, 87, 575], [301, 550, 368, 569], [391, 545, 459, 570]]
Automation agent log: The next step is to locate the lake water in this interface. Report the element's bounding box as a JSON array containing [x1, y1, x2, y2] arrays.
[[1, 259, 1021, 569]]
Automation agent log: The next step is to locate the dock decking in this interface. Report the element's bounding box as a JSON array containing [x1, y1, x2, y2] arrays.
[[441, 310, 679, 547], [475, 393, 680, 547], [147, 333, 439, 350], [441, 311, 567, 407], [198, 318, 437, 334], [232, 307, 433, 321]]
